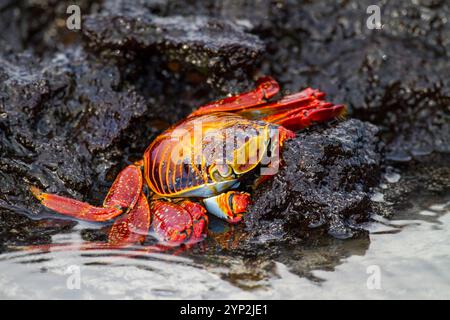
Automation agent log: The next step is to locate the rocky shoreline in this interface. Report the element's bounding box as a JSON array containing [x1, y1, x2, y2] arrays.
[[0, 0, 449, 250]]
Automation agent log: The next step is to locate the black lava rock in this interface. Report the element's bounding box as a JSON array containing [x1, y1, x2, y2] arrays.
[[0, 49, 151, 217], [0, 210, 75, 249], [83, 13, 263, 73], [248, 0, 450, 160], [82, 1, 264, 91], [0, 0, 95, 55], [247, 119, 381, 241]]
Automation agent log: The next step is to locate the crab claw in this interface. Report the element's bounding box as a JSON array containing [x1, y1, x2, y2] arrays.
[[151, 200, 208, 245], [108, 192, 151, 246], [179, 200, 209, 242], [203, 191, 251, 224]]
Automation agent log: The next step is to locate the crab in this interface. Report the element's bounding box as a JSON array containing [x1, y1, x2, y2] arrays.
[[31, 77, 345, 247]]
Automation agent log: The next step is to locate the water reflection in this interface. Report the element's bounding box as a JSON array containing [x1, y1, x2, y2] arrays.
[[0, 195, 449, 299]]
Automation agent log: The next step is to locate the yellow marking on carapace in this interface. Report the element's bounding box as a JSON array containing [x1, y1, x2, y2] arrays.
[[189, 134, 205, 187], [171, 159, 179, 194], [150, 142, 163, 195], [165, 149, 173, 195], [158, 145, 170, 195]]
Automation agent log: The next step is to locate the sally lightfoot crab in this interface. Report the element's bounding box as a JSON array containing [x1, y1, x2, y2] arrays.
[[31, 77, 345, 246]]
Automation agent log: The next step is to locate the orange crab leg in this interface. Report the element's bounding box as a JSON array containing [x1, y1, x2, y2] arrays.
[[152, 200, 193, 244], [31, 164, 143, 222], [189, 76, 280, 117], [179, 200, 208, 242], [152, 200, 208, 244], [203, 191, 251, 224], [30, 188, 121, 221], [261, 99, 346, 131], [235, 87, 326, 119], [108, 192, 151, 246], [189, 77, 345, 131]]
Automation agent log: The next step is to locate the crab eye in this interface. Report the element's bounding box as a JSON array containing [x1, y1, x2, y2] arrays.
[[209, 164, 232, 181], [217, 164, 232, 177]]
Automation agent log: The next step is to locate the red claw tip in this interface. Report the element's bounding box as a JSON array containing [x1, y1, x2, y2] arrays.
[[231, 192, 251, 215]]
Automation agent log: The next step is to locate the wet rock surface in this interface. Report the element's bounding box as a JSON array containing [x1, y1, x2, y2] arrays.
[[246, 119, 381, 242], [83, 10, 263, 84], [247, 0, 450, 159], [0, 0, 449, 259], [374, 153, 450, 218], [0, 50, 147, 215]]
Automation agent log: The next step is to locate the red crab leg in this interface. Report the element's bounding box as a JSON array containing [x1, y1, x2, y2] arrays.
[[152, 200, 208, 245], [152, 200, 193, 244], [260, 94, 346, 131], [179, 200, 208, 242], [189, 76, 280, 117], [190, 77, 345, 131], [203, 191, 251, 224], [31, 164, 143, 221], [108, 192, 151, 246]]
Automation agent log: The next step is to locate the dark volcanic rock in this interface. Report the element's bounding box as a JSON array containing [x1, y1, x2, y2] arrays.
[[0, 0, 95, 55], [374, 153, 450, 218], [0, 49, 149, 215], [83, 14, 263, 72], [249, 0, 450, 160], [247, 119, 381, 241], [82, 1, 264, 91], [0, 210, 75, 249]]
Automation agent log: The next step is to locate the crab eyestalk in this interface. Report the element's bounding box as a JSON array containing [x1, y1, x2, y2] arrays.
[[203, 191, 251, 223]]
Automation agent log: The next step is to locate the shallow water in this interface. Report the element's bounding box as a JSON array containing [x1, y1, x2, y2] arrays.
[[0, 0, 449, 301], [0, 193, 448, 300]]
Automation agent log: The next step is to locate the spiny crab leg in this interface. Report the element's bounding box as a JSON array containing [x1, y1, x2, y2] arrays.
[[30, 187, 123, 221], [152, 200, 208, 245], [31, 164, 149, 246], [236, 87, 327, 119], [189, 77, 346, 132], [261, 98, 346, 131], [189, 76, 280, 117], [178, 200, 209, 242], [108, 191, 151, 246], [31, 165, 142, 221]]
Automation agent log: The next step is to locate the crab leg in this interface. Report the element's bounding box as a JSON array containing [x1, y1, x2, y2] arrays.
[[203, 191, 251, 223], [31, 164, 143, 222], [108, 191, 151, 246], [259, 93, 346, 131], [189, 77, 280, 117], [179, 200, 209, 242], [152, 200, 208, 244], [190, 77, 345, 131]]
